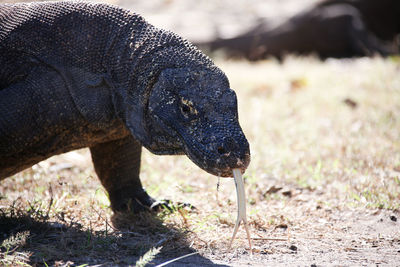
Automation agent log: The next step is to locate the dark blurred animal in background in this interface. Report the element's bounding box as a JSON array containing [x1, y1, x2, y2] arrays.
[[197, 0, 400, 60]]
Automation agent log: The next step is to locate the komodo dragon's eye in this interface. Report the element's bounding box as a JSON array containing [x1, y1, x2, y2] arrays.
[[180, 97, 198, 118]]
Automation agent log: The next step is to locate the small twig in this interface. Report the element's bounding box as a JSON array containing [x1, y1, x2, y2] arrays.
[[251, 237, 288, 241], [154, 237, 168, 247], [91, 206, 118, 232], [177, 208, 188, 226], [216, 176, 221, 207], [155, 252, 199, 267], [116, 230, 145, 238], [45, 183, 54, 220]]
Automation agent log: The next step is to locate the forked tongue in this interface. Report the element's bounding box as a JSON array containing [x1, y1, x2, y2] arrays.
[[229, 168, 252, 253]]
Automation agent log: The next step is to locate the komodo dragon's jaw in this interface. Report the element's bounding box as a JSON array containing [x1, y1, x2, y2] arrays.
[[144, 67, 251, 177]]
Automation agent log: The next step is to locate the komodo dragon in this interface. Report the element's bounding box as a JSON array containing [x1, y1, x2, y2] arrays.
[[0, 1, 250, 213]]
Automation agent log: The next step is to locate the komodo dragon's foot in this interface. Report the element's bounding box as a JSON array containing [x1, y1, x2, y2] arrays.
[[110, 193, 195, 229], [109, 187, 194, 214], [150, 199, 196, 212]]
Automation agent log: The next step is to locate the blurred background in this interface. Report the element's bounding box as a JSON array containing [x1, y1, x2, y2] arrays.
[[116, 0, 400, 60], [115, 0, 319, 42]]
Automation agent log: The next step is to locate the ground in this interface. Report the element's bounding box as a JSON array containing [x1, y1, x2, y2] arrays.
[[1, 0, 400, 266], [1, 56, 399, 266]]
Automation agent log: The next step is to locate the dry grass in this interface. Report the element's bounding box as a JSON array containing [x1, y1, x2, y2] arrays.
[[1, 56, 400, 266]]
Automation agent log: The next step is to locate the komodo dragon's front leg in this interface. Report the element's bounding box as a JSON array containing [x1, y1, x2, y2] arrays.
[[90, 135, 157, 213], [0, 64, 159, 213]]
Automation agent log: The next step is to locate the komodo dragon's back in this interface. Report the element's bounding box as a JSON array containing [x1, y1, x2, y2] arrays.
[[0, 1, 146, 86]]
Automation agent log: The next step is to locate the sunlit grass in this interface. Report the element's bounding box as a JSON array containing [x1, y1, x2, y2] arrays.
[[216, 55, 400, 210]]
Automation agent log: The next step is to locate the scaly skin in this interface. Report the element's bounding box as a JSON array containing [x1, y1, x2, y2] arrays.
[[0, 1, 250, 213]]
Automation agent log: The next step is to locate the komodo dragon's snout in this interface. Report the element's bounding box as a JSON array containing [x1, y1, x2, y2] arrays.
[[144, 68, 250, 177]]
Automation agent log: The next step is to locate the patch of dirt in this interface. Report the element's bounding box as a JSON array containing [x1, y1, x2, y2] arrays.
[[2, 195, 398, 266], [224, 210, 400, 266]]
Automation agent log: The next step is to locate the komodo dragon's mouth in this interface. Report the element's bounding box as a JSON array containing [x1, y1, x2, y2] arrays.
[[180, 134, 250, 178]]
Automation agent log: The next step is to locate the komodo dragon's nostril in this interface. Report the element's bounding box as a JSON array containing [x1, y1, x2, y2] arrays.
[[217, 146, 226, 155], [217, 137, 240, 156]]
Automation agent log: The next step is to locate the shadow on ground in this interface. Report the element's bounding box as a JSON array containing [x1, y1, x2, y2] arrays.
[[0, 209, 226, 266]]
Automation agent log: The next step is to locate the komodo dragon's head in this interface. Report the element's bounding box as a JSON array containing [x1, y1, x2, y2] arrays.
[[142, 67, 250, 177]]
